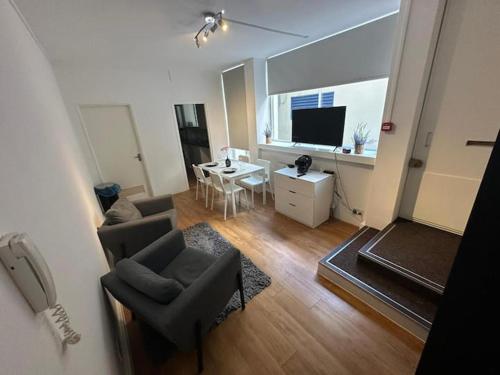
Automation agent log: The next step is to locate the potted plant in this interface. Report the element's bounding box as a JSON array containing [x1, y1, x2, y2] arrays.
[[352, 122, 370, 154], [264, 124, 272, 144]]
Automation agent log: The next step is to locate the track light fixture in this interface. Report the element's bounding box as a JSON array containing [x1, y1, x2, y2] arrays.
[[194, 10, 226, 48]]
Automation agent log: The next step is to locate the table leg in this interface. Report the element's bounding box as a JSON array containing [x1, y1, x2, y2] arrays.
[[231, 180, 237, 217], [262, 173, 267, 205]]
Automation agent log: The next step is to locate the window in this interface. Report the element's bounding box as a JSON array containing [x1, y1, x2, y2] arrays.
[[270, 78, 388, 150]]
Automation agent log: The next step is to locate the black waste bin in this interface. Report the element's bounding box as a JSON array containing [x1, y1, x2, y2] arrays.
[[94, 183, 121, 212]]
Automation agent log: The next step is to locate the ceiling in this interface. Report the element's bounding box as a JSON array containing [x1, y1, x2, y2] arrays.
[[15, 0, 400, 71]]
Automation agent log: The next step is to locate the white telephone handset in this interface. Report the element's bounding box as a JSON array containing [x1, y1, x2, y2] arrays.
[[0, 233, 57, 312], [0, 233, 81, 345]]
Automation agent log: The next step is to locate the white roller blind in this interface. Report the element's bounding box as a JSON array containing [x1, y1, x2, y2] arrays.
[[267, 14, 398, 95], [222, 65, 249, 149]]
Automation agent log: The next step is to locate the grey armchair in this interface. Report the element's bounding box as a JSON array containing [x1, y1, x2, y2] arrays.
[[97, 195, 176, 262], [100, 229, 245, 373]]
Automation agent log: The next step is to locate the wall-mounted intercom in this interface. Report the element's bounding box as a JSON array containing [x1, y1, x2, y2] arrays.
[[0, 233, 81, 345]]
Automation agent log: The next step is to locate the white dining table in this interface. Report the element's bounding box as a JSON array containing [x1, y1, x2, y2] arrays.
[[199, 160, 266, 217]]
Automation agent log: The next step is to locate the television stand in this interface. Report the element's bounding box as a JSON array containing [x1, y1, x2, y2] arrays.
[[274, 167, 334, 228]]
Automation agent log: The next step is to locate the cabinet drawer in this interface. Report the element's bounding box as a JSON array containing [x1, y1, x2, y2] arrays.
[[275, 187, 314, 226], [274, 173, 315, 198]]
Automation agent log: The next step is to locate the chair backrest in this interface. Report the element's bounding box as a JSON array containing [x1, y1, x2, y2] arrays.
[[192, 164, 206, 182], [209, 171, 226, 193], [238, 155, 250, 163], [256, 159, 271, 178]]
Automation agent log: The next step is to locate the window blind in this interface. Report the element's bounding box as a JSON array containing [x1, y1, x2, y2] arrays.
[[321, 92, 334, 107], [267, 14, 397, 95], [291, 94, 319, 111]]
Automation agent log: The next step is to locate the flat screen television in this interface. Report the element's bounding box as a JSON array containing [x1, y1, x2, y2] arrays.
[[291, 106, 346, 147]]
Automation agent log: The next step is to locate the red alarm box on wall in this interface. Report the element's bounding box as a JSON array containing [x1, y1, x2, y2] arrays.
[[381, 122, 394, 132]]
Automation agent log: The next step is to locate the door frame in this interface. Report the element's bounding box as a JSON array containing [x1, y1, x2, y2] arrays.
[[170, 102, 214, 192], [77, 103, 154, 196]]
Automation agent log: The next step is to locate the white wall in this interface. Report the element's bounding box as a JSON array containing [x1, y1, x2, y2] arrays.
[[0, 1, 119, 374], [244, 58, 269, 161], [55, 63, 228, 196], [365, 0, 446, 229]]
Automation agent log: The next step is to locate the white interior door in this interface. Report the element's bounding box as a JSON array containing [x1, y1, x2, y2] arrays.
[[80, 105, 150, 199], [399, 0, 500, 234]]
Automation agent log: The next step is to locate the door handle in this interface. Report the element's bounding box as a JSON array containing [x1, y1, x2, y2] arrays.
[[466, 140, 495, 147], [408, 158, 424, 168], [424, 132, 433, 147], [134, 153, 142, 162]]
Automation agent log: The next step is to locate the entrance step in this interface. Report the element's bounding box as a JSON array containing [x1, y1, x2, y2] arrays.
[[358, 218, 461, 294]]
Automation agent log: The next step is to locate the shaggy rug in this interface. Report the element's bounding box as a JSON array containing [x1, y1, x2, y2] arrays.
[[139, 222, 271, 362], [183, 222, 272, 323]]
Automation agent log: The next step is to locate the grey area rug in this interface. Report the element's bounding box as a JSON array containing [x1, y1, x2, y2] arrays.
[[139, 222, 271, 363], [183, 222, 272, 324]]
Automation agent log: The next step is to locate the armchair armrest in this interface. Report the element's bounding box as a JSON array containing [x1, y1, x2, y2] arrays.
[[97, 214, 174, 260], [133, 194, 174, 217], [132, 229, 186, 273]]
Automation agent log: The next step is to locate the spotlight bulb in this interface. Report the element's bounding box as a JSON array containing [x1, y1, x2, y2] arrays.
[[202, 35, 208, 42], [221, 22, 228, 31]]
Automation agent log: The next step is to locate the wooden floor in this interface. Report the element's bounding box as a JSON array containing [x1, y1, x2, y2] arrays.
[[127, 187, 423, 374]]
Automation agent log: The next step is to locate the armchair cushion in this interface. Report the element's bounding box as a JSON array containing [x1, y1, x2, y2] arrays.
[[133, 195, 175, 217], [116, 258, 183, 304], [160, 248, 216, 287], [105, 199, 142, 225]]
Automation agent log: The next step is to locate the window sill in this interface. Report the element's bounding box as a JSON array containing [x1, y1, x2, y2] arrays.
[[258, 141, 376, 167]]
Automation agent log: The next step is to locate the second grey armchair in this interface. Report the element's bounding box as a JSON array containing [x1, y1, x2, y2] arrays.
[[97, 194, 176, 262], [101, 229, 245, 373]]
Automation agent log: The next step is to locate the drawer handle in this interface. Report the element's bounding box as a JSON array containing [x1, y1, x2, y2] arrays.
[[289, 203, 296, 207], [289, 190, 296, 194]]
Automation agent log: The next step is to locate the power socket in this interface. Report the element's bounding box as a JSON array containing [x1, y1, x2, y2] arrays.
[[352, 208, 363, 216]]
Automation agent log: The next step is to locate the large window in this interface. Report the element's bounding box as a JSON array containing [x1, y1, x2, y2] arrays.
[[270, 78, 389, 150]]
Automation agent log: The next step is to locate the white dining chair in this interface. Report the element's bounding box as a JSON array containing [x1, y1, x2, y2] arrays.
[[238, 154, 250, 163], [192, 164, 212, 208], [238, 159, 274, 207], [209, 171, 249, 220]]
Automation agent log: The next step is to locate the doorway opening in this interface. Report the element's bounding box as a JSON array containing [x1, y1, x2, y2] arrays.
[[79, 104, 151, 202], [174, 104, 211, 188]]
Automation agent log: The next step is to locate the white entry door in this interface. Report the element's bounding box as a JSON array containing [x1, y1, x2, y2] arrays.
[[80, 105, 150, 199], [399, 0, 500, 234]]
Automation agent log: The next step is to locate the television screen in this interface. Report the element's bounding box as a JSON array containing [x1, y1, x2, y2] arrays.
[[291, 106, 346, 147]]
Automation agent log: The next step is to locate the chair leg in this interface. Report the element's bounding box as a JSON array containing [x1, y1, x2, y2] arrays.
[[269, 181, 275, 200], [205, 185, 209, 208], [211, 187, 215, 210], [237, 272, 245, 310], [251, 186, 255, 208], [195, 321, 204, 373], [195, 180, 199, 200], [223, 194, 228, 220], [244, 189, 249, 210]]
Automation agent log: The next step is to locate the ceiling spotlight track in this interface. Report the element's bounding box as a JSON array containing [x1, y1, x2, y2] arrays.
[[193, 9, 309, 48], [225, 18, 309, 39], [194, 10, 227, 48]]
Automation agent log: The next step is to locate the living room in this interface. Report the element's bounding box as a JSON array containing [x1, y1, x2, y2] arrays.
[[1, 0, 499, 374]]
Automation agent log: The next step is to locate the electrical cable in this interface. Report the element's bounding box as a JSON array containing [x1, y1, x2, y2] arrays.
[[333, 148, 363, 222], [50, 304, 81, 345]]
